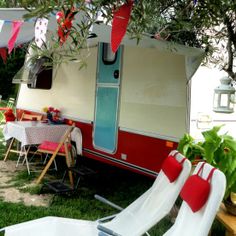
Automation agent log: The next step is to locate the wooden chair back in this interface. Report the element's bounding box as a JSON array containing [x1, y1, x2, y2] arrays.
[[36, 124, 75, 184], [20, 112, 43, 121]]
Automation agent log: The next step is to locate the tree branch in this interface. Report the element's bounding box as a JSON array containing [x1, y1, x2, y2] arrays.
[[224, 16, 236, 81]]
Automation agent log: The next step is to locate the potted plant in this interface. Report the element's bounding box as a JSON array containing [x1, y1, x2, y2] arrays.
[[178, 126, 236, 215]]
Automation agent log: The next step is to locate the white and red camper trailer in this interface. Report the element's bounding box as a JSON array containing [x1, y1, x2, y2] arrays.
[[0, 9, 204, 177]]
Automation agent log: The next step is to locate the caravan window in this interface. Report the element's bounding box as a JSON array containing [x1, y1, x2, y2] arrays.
[[102, 43, 116, 65], [27, 56, 53, 90], [27, 67, 52, 89]]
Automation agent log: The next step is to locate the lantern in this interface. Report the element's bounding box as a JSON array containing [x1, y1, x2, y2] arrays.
[[213, 76, 235, 113]]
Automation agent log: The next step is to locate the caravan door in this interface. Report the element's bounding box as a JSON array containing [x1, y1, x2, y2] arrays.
[[93, 43, 122, 153]]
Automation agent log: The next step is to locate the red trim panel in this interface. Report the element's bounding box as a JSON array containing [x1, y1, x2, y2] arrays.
[[74, 120, 178, 175]]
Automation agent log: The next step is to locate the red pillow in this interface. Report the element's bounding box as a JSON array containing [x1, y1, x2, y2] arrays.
[[180, 175, 210, 212], [162, 155, 183, 183], [180, 165, 216, 212]]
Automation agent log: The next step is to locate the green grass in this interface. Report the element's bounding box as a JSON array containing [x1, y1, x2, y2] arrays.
[[0, 126, 225, 235]]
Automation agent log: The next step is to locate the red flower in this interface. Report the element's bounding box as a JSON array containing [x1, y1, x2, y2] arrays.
[[56, 7, 77, 45], [48, 107, 54, 112], [54, 109, 60, 113]]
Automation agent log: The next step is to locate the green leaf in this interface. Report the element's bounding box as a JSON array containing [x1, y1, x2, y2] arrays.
[[223, 138, 236, 153], [201, 125, 222, 142], [177, 133, 194, 155]]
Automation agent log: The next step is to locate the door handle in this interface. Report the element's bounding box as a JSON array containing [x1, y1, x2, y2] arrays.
[[114, 70, 119, 79]]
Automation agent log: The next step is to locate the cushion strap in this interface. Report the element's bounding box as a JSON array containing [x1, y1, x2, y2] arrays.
[[206, 168, 216, 182], [196, 162, 206, 176], [172, 151, 179, 158], [172, 151, 186, 164]]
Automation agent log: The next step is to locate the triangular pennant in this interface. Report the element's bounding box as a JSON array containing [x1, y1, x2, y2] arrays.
[[111, 1, 133, 53], [0, 20, 4, 33], [0, 48, 7, 64], [8, 21, 23, 54], [35, 18, 49, 48]]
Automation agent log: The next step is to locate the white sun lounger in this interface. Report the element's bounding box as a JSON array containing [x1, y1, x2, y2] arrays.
[[163, 162, 226, 236]]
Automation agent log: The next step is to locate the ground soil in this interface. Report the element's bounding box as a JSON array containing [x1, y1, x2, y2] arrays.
[[0, 160, 52, 207]]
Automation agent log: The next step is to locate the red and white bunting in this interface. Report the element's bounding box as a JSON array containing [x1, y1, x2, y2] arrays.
[[0, 20, 4, 33], [0, 48, 7, 63], [35, 18, 49, 48], [111, 1, 133, 53], [8, 21, 23, 54]]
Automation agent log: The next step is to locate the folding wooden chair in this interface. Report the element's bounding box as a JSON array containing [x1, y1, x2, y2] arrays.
[[4, 112, 43, 174], [20, 112, 43, 121], [36, 124, 75, 184]]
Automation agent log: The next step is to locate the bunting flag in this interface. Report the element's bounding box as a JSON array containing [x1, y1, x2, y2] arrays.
[[35, 18, 49, 47], [0, 20, 4, 32], [8, 21, 23, 54], [0, 48, 7, 63], [111, 1, 133, 53]]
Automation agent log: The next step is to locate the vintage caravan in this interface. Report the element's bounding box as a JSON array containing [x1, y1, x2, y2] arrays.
[[1, 9, 204, 177]]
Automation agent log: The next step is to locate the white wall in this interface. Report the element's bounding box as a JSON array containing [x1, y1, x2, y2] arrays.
[[119, 46, 188, 139], [17, 47, 97, 122], [190, 66, 236, 139]]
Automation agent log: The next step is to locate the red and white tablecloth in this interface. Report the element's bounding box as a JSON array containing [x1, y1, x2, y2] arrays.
[[3, 121, 70, 147]]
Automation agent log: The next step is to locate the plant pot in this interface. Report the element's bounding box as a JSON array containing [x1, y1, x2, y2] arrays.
[[224, 198, 236, 216], [231, 192, 236, 204], [192, 156, 204, 166]]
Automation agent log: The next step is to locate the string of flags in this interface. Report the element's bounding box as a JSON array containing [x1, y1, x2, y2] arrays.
[[0, 19, 25, 63], [0, 0, 198, 63], [111, 0, 134, 53], [0, 48, 7, 64], [0, 16, 48, 63], [35, 18, 49, 48], [0, 1, 135, 63]]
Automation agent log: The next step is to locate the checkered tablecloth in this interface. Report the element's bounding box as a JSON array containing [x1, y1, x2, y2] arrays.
[[3, 121, 70, 147]]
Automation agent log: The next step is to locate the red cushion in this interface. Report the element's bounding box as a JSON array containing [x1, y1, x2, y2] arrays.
[[180, 175, 211, 212], [38, 141, 72, 153], [161, 155, 183, 183]]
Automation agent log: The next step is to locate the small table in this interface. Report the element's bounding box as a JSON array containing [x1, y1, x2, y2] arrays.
[[216, 203, 236, 236], [3, 121, 70, 174]]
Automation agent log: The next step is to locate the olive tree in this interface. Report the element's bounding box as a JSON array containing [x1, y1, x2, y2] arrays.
[[2, 0, 236, 80]]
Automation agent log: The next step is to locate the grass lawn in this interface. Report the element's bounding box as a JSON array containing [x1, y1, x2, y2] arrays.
[[0, 124, 225, 235]]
